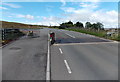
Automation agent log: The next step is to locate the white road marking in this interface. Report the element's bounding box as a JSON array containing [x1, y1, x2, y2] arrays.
[[46, 34, 50, 81], [64, 60, 72, 74], [65, 33, 75, 38], [114, 41, 118, 42], [54, 41, 119, 46], [59, 48, 63, 54]]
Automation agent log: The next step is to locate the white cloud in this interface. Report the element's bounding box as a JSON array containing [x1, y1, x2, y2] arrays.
[[29, 16, 64, 26], [80, 0, 100, 2], [42, 16, 62, 21], [60, 0, 66, 6], [61, 7, 93, 14], [45, 5, 54, 12], [63, 9, 118, 28], [61, 7, 75, 13], [60, 2, 118, 28], [106, 10, 118, 17], [0, 0, 76, 2], [21, 1, 118, 28], [26, 8, 118, 28], [61, 2, 98, 14], [3, 2, 117, 28], [36, 16, 40, 18], [17, 14, 34, 20], [8, 16, 12, 17], [41, 16, 62, 26], [2, 0, 119, 2], [25, 15, 34, 19], [2, 3, 21, 8], [29, 21, 60, 26], [80, 2, 98, 9], [0, 7, 8, 10]]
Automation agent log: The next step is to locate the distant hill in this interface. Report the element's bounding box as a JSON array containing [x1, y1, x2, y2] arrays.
[[0, 21, 47, 29]]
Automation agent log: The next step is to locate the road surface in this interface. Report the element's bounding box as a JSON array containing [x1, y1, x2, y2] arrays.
[[2, 28, 48, 80], [2, 28, 118, 81], [50, 29, 118, 80]]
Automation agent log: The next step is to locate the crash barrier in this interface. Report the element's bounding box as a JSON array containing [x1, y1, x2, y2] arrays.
[[1, 28, 25, 46]]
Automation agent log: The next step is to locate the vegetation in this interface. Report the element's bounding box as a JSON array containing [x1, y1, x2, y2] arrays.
[[0, 21, 44, 46], [0, 21, 49, 46], [0, 21, 47, 29], [75, 22, 84, 28], [0, 21, 119, 42], [59, 21, 104, 30], [65, 28, 106, 37], [59, 21, 74, 29], [86, 22, 104, 30], [58, 21, 119, 41]]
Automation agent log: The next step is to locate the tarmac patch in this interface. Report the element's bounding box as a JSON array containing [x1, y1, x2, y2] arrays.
[[9, 47, 21, 50]]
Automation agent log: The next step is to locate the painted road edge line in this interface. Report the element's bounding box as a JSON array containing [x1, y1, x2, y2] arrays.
[[46, 34, 50, 81], [64, 60, 72, 74], [59, 48, 63, 54], [65, 33, 75, 38]]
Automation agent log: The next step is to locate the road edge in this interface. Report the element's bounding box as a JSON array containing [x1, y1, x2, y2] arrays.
[[46, 33, 51, 82]]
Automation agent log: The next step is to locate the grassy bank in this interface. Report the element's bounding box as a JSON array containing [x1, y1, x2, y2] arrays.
[[1, 21, 44, 29]]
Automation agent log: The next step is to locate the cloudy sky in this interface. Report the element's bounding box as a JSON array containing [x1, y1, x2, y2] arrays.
[[0, 1, 118, 28]]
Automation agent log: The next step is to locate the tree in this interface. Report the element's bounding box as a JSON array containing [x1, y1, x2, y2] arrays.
[[67, 21, 73, 25], [59, 23, 66, 29], [91, 22, 104, 30], [85, 22, 92, 29], [59, 21, 74, 29], [91, 23, 98, 30], [75, 22, 84, 28], [85, 22, 104, 30], [96, 22, 104, 30]]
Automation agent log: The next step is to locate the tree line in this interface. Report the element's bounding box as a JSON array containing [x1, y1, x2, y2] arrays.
[[59, 21, 104, 30]]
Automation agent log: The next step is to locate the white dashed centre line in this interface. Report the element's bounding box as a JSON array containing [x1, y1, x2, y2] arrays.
[[64, 60, 72, 74], [59, 48, 63, 54], [65, 33, 75, 38]]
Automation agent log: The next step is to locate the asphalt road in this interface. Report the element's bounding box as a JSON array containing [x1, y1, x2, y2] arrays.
[[50, 29, 118, 80], [2, 28, 118, 81], [2, 28, 48, 80]]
